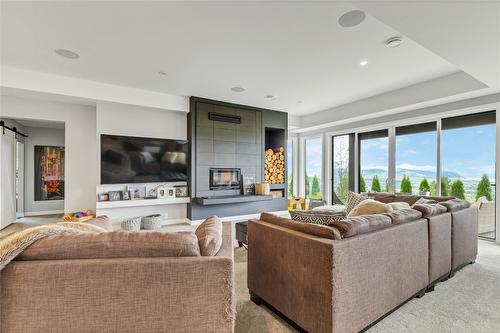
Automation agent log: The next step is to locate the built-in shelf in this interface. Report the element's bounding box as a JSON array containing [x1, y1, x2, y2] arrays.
[[96, 197, 190, 209], [195, 195, 273, 206]]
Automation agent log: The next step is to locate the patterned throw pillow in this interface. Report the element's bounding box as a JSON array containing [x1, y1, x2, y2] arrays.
[[346, 191, 369, 214], [289, 210, 346, 226]]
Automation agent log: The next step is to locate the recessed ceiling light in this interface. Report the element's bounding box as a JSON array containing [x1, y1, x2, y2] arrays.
[[55, 49, 80, 59], [338, 10, 366, 28], [158, 71, 167, 76], [265, 95, 277, 100], [359, 60, 368, 67], [231, 87, 245, 92], [297, 101, 303, 104], [386, 36, 404, 48]]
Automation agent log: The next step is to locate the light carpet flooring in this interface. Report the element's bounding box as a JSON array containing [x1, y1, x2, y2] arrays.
[[234, 240, 500, 333]]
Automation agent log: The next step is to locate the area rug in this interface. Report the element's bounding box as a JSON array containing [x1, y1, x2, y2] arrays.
[[234, 240, 500, 333]]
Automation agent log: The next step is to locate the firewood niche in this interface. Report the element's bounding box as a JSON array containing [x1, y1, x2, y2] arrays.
[[264, 127, 285, 184]]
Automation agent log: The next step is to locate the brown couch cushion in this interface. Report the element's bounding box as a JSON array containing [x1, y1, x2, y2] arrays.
[[439, 198, 470, 212], [82, 215, 114, 231], [367, 192, 396, 203], [348, 199, 393, 217], [383, 208, 423, 224], [17, 231, 201, 261], [412, 197, 438, 207], [259, 212, 341, 240], [330, 214, 392, 238], [195, 215, 223, 256], [412, 203, 447, 218], [290, 210, 346, 225]]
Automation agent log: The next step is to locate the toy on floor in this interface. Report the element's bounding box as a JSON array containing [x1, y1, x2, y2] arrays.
[[64, 210, 96, 222]]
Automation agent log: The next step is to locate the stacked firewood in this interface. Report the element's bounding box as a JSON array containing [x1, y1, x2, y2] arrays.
[[264, 147, 285, 184]]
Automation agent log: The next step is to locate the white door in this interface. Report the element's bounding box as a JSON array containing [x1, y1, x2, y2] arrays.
[[16, 141, 25, 218], [1, 132, 17, 229]]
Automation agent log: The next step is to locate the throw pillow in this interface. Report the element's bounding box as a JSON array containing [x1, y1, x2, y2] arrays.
[[290, 210, 346, 225], [347, 199, 393, 217], [388, 202, 411, 211], [346, 191, 369, 214], [195, 215, 223, 256]]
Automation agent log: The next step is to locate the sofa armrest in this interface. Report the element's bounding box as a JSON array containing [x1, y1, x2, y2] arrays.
[[1, 228, 235, 333], [248, 220, 334, 333]]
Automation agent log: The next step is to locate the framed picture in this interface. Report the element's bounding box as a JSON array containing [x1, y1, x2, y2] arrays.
[[108, 190, 122, 201], [157, 187, 168, 199], [34, 145, 65, 201], [98, 193, 109, 202], [166, 188, 176, 198], [128, 185, 146, 200], [174, 185, 188, 198], [122, 190, 130, 200], [146, 185, 158, 198], [242, 175, 255, 195]]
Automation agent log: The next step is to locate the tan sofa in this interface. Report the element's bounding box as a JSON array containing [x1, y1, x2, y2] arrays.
[[248, 212, 429, 333], [1, 224, 235, 333]]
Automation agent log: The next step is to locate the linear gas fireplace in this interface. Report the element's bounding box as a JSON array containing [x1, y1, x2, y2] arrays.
[[209, 168, 241, 190]]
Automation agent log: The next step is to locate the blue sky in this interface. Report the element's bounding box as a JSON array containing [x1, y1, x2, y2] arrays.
[[361, 124, 496, 180], [301, 123, 496, 186]]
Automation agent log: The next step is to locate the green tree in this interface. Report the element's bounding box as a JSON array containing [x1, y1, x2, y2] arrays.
[[335, 171, 349, 203], [305, 174, 310, 197], [311, 175, 321, 197], [441, 176, 450, 196], [419, 178, 431, 194], [359, 175, 366, 192], [371, 175, 381, 192], [430, 180, 437, 196], [476, 174, 493, 201], [450, 180, 465, 199], [288, 172, 293, 197], [400, 176, 412, 194]]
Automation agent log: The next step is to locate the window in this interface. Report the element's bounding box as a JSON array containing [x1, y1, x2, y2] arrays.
[[442, 111, 496, 240], [287, 139, 294, 197], [305, 136, 323, 199], [332, 134, 354, 204], [359, 130, 389, 193], [396, 122, 437, 195]]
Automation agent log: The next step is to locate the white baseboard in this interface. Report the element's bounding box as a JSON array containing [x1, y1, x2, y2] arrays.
[[23, 210, 64, 217]]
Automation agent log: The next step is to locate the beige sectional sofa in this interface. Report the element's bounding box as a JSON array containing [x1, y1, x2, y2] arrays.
[[248, 195, 478, 333], [1, 223, 235, 333]]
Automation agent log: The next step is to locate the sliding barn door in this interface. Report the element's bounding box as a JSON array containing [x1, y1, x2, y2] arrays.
[[1, 132, 17, 229]]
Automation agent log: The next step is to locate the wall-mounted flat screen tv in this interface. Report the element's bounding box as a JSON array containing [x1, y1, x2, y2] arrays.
[[100, 134, 188, 184]]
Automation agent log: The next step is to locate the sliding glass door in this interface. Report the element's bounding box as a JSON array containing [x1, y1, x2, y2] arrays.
[[395, 122, 437, 195], [442, 111, 496, 239], [332, 134, 354, 204], [358, 130, 389, 192], [305, 136, 323, 199]]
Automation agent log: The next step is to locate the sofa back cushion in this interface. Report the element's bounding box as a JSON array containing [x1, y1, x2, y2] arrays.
[[17, 231, 201, 261], [290, 210, 346, 225], [412, 203, 448, 218], [347, 199, 393, 217], [439, 198, 470, 212], [366, 192, 396, 203], [383, 208, 423, 224], [331, 214, 393, 238], [259, 212, 341, 240], [388, 202, 411, 211], [195, 215, 223, 256]]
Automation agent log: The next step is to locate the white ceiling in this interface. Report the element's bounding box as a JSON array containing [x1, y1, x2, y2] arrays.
[[0, 1, 472, 116]]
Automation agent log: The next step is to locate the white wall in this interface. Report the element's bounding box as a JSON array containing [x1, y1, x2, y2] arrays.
[[1, 96, 97, 213], [96, 101, 187, 139], [23, 126, 65, 214]]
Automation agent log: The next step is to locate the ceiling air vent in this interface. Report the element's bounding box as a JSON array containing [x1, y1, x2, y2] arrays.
[[208, 112, 241, 124]]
